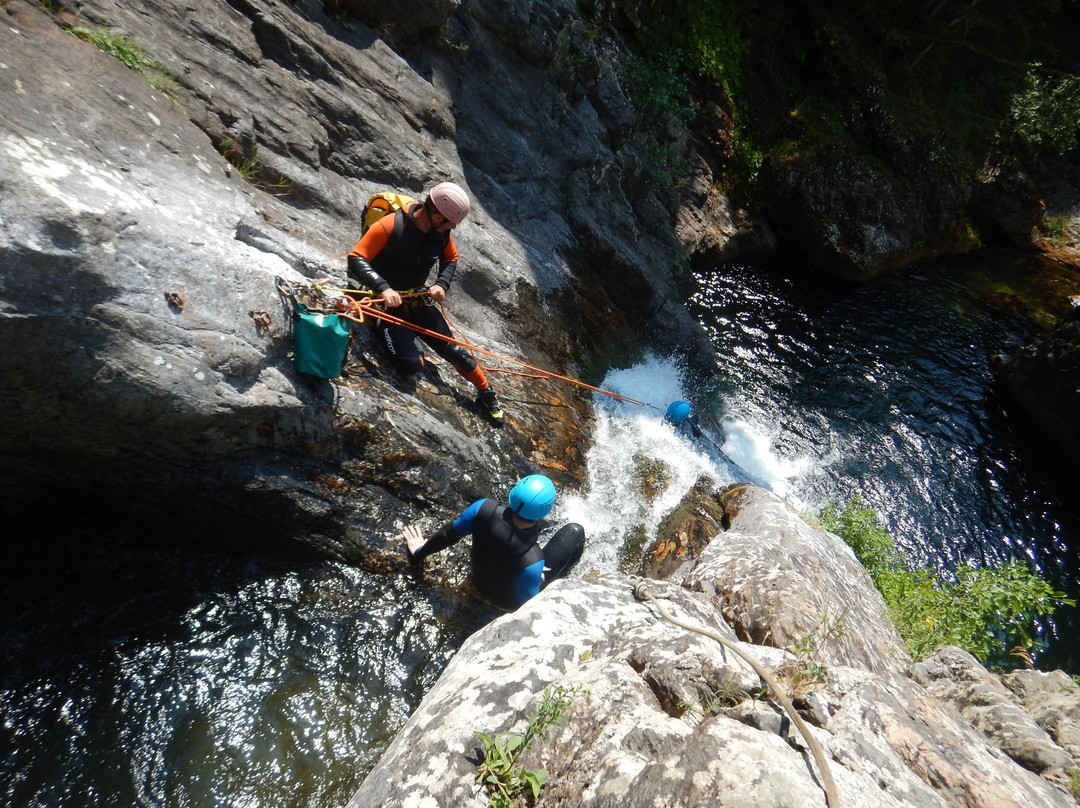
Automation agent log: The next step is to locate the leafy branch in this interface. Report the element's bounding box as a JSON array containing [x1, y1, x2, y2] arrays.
[[475, 684, 586, 807], [820, 497, 1074, 667]]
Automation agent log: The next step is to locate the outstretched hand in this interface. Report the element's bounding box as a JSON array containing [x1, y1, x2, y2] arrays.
[[402, 524, 426, 557]]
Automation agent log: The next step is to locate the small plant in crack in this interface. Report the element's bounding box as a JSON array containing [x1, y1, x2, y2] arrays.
[[475, 684, 586, 807]]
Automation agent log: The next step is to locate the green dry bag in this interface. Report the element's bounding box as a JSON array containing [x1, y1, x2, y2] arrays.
[[293, 301, 351, 378]]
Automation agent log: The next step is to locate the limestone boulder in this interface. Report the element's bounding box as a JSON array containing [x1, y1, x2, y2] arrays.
[[682, 484, 911, 675], [349, 490, 1077, 807]]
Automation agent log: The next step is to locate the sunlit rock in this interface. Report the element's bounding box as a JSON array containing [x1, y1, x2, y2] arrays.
[[349, 484, 1076, 808]]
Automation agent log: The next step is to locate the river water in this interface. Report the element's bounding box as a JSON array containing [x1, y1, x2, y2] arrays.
[[3, 252, 1078, 807]]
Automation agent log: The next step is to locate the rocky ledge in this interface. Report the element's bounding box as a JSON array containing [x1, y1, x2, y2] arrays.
[[349, 485, 1080, 808]]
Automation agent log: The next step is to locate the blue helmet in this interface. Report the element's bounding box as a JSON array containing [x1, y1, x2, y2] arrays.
[[666, 400, 692, 423], [508, 474, 556, 521]]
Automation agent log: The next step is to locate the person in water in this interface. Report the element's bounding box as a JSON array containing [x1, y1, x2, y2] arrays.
[[403, 474, 586, 610], [665, 400, 703, 439], [347, 181, 503, 419]]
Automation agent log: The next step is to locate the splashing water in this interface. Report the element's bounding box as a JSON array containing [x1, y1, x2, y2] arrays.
[[559, 255, 1078, 634], [719, 413, 817, 501], [4, 255, 1077, 808], [557, 353, 812, 573]]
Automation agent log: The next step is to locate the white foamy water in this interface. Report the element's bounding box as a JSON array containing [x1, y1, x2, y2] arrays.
[[555, 354, 821, 574], [719, 410, 819, 503]]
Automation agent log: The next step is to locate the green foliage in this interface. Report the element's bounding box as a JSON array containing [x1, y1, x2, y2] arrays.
[[69, 25, 150, 71], [820, 496, 898, 572], [633, 0, 750, 98], [820, 497, 1074, 667], [677, 1, 750, 100], [636, 138, 694, 186], [580, 2, 768, 190], [610, 0, 760, 190], [730, 126, 763, 186], [1009, 68, 1080, 156], [1038, 214, 1073, 245], [776, 612, 845, 696], [620, 52, 695, 128], [217, 138, 262, 181], [215, 139, 294, 196], [475, 685, 585, 808], [677, 679, 746, 718], [615, 52, 696, 183], [854, 0, 1078, 157], [67, 24, 182, 99]]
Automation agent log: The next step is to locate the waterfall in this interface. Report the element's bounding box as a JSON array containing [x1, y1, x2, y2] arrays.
[[558, 353, 819, 574]]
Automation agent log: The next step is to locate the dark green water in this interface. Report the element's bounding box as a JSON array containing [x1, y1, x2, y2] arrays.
[[1, 524, 493, 808], [689, 252, 1080, 670]]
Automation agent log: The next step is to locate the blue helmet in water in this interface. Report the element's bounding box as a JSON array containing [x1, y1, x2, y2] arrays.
[[508, 474, 556, 521], [666, 400, 692, 423]]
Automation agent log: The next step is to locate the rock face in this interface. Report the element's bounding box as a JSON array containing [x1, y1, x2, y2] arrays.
[[0, 0, 716, 561], [682, 485, 911, 675], [742, 5, 1080, 282], [349, 485, 1079, 807], [3, 0, 1079, 556], [5, 2, 1080, 804], [635, 474, 727, 581], [992, 312, 1080, 465], [972, 151, 1080, 269]]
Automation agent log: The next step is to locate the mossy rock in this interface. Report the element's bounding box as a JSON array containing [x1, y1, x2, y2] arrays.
[[617, 523, 651, 574], [636, 475, 726, 580], [632, 452, 673, 503]]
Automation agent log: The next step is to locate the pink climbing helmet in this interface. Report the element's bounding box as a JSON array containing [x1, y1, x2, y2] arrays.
[[428, 181, 471, 225]]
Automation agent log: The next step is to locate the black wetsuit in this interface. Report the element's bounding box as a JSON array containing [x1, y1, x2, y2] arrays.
[[410, 499, 586, 610]]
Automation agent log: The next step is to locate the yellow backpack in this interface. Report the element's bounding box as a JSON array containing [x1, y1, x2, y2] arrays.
[[361, 191, 415, 234]]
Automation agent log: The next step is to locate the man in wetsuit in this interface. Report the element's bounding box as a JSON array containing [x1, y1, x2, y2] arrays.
[[347, 181, 503, 419], [403, 475, 586, 610]]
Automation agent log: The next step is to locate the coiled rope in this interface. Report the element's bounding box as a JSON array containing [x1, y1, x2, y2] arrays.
[[628, 576, 842, 808]]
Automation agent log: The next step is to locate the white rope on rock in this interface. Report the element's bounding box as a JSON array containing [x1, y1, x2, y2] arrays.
[[629, 577, 842, 808]]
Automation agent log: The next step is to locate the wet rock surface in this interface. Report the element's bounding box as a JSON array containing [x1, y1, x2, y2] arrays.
[[0, 0, 698, 561], [4, 0, 1080, 559], [5, 2, 1080, 803]]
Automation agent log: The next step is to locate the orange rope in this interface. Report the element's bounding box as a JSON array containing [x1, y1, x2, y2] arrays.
[[332, 291, 651, 407], [437, 301, 550, 383]]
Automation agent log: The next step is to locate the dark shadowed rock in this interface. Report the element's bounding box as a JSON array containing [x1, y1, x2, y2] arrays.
[[326, 0, 461, 40], [991, 314, 1080, 465]]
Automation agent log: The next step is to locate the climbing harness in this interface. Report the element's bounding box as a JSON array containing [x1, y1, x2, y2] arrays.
[[628, 576, 843, 808]]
